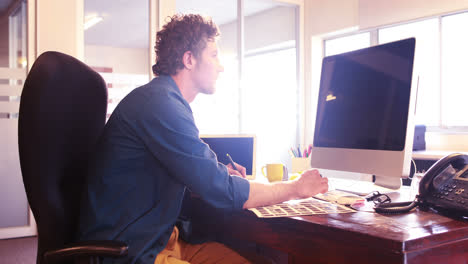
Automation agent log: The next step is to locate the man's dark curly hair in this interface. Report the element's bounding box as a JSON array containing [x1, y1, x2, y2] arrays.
[[152, 14, 220, 76]]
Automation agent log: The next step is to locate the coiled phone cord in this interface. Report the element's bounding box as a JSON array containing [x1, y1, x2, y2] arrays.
[[374, 195, 422, 214]]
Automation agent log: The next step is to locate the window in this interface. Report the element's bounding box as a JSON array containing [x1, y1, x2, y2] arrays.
[[323, 11, 468, 130], [184, 0, 240, 135], [324, 32, 370, 56], [441, 12, 468, 127], [190, 54, 240, 134], [178, 0, 301, 169], [84, 0, 151, 118], [242, 45, 298, 166], [0, 0, 30, 232], [379, 19, 440, 126]]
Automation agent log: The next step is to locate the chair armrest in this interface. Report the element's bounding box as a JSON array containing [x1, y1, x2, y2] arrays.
[[43, 240, 128, 263]]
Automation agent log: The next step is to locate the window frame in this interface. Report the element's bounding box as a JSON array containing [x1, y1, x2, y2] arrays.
[[322, 9, 468, 134]]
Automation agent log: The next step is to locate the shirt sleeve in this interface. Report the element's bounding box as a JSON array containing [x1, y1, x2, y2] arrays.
[[130, 89, 250, 210]]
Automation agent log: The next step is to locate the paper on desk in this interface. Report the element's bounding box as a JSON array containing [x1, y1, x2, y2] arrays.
[[314, 190, 365, 205], [248, 198, 355, 218]]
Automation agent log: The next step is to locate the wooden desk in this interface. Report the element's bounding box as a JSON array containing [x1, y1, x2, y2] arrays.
[[189, 192, 468, 264]]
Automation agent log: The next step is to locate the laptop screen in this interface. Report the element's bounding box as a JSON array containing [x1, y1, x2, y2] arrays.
[[200, 134, 256, 179]]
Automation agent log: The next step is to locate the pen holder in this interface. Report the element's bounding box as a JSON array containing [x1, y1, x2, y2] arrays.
[[291, 157, 311, 173]]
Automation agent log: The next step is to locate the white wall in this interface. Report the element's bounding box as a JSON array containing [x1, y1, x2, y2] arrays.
[[219, 6, 296, 56], [307, 0, 358, 36], [85, 45, 149, 75], [305, 0, 468, 34], [36, 0, 84, 59], [359, 0, 468, 29]]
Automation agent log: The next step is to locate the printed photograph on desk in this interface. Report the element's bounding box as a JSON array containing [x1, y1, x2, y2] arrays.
[[248, 198, 354, 218]]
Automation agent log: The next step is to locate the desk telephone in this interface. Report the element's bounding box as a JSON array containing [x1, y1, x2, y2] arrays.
[[375, 153, 468, 216]]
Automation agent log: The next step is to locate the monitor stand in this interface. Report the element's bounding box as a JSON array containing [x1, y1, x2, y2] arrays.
[[329, 177, 400, 196], [374, 175, 402, 190]]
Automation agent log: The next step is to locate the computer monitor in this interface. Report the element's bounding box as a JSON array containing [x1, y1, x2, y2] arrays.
[[310, 38, 417, 189], [200, 134, 257, 180]]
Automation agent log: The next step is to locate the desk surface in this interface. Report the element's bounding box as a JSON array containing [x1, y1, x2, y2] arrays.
[[190, 191, 468, 264]]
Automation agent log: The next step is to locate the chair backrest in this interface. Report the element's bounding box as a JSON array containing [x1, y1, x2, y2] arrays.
[[18, 51, 108, 264]]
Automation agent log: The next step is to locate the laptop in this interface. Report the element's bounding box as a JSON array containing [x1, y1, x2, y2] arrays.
[[200, 134, 256, 180]]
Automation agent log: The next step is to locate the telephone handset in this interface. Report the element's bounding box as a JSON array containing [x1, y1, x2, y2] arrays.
[[375, 153, 468, 216]]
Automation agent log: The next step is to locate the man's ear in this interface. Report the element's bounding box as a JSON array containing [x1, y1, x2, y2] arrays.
[[182, 51, 196, 70]]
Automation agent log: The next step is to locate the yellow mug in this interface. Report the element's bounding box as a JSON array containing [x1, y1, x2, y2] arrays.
[[261, 163, 288, 182]]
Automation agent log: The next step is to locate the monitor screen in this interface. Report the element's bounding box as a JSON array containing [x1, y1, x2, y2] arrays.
[[200, 135, 256, 179], [311, 38, 416, 189], [314, 39, 414, 151]]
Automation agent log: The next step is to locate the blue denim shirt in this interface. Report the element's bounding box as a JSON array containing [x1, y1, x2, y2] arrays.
[[78, 75, 250, 264]]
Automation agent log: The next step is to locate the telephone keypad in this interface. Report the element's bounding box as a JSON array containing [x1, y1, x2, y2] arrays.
[[428, 179, 468, 214]]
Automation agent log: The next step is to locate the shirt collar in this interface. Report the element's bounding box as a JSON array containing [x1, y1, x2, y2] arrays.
[[154, 75, 192, 112]]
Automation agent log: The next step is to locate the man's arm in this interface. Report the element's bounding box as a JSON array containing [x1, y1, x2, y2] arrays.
[[243, 169, 328, 209]]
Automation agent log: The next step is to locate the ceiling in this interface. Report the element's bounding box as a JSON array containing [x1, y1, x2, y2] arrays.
[[175, 0, 281, 25], [84, 0, 150, 48], [84, 0, 282, 49]]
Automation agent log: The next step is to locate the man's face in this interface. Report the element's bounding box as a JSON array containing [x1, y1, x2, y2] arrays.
[[192, 40, 224, 95]]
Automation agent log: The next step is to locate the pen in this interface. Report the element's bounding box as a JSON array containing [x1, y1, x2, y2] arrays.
[[226, 153, 239, 172], [290, 147, 297, 157]]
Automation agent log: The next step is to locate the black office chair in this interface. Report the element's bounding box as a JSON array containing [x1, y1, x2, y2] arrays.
[[18, 51, 128, 264]]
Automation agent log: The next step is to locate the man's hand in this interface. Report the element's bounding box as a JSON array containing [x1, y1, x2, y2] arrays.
[[292, 169, 328, 199], [226, 162, 247, 178], [243, 168, 328, 209]]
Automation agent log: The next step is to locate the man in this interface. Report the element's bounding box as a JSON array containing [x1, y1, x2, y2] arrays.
[[78, 14, 328, 264]]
